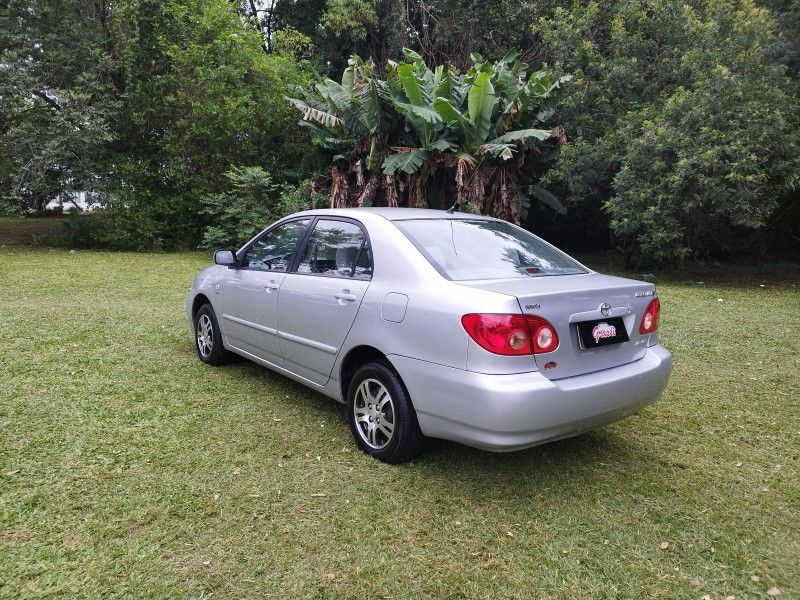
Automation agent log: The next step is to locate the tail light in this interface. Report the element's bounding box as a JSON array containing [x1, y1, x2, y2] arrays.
[[639, 298, 661, 334], [461, 314, 531, 355], [461, 313, 559, 356], [526, 315, 560, 354]]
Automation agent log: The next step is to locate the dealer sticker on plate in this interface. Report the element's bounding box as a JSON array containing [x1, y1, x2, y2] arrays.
[[577, 317, 629, 349]]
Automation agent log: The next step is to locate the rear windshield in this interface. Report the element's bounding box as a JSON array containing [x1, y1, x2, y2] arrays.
[[394, 218, 588, 281]]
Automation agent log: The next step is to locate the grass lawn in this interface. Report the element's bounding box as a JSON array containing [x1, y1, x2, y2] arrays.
[[1, 248, 798, 598]]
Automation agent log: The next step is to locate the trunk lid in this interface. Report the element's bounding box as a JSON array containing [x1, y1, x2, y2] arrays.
[[459, 273, 657, 380]]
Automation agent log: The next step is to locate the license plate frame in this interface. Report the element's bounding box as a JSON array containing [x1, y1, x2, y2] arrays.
[[577, 317, 629, 349]]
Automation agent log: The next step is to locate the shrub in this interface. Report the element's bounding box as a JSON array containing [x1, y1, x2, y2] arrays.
[[536, 0, 800, 265], [200, 167, 325, 249]]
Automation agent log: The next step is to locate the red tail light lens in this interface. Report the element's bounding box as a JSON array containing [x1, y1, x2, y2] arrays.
[[461, 314, 559, 355], [639, 297, 661, 334], [526, 315, 560, 354], [461, 314, 532, 355]]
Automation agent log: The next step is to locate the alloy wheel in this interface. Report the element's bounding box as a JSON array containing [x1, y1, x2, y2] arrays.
[[196, 313, 213, 358], [353, 378, 395, 449]]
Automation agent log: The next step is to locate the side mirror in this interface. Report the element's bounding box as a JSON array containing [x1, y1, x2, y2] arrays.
[[213, 249, 236, 266]]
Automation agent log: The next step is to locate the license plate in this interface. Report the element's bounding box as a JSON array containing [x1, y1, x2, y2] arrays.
[[577, 317, 629, 349]]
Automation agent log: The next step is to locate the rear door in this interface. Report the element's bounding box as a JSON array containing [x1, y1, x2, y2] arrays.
[[277, 218, 373, 385], [218, 218, 311, 365]]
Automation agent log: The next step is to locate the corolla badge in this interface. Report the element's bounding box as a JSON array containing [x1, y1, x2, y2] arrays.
[[592, 322, 617, 343], [599, 302, 612, 316]]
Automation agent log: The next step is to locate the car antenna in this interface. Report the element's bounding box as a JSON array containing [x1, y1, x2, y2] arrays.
[[445, 200, 460, 214]]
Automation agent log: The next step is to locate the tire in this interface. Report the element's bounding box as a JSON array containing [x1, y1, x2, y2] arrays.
[[347, 361, 425, 464], [194, 303, 234, 366]]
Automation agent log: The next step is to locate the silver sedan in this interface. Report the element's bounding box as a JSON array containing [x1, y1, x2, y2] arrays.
[[186, 208, 672, 463]]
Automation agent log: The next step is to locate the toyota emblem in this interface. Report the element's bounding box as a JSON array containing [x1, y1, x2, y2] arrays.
[[600, 302, 612, 316]]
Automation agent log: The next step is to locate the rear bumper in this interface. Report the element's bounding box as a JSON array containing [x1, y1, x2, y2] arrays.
[[388, 344, 672, 451]]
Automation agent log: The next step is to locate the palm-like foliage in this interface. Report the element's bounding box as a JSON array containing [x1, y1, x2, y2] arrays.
[[287, 50, 570, 221]]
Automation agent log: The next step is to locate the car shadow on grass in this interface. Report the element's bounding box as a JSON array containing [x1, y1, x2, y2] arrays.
[[406, 426, 675, 506], [179, 340, 670, 498], [421, 425, 646, 470], [287, 370, 663, 488]]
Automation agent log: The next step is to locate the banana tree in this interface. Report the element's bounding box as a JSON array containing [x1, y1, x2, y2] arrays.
[[286, 56, 396, 207], [424, 49, 570, 221], [287, 49, 571, 222]]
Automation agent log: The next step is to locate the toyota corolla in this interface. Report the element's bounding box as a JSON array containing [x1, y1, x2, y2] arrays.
[[186, 208, 672, 463]]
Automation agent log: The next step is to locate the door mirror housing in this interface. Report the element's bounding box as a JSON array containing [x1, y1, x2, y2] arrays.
[[213, 249, 236, 266]]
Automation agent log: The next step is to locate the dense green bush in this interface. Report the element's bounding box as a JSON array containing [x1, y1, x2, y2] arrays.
[[535, 0, 800, 264], [57, 197, 196, 251]]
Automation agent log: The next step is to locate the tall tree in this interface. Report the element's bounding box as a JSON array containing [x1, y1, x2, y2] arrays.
[[104, 0, 322, 248], [0, 0, 118, 212]]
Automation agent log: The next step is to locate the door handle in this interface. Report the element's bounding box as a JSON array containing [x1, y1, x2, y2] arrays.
[[264, 281, 279, 292], [334, 291, 357, 302]]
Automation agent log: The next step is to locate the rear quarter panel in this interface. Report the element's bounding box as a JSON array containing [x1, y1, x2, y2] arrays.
[[334, 214, 524, 391]]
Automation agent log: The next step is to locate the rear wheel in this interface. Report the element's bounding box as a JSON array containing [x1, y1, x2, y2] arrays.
[[194, 303, 234, 366], [347, 361, 425, 463]]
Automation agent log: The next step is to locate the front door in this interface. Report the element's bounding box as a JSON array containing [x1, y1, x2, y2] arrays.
[[277, 218, 373, 385], [218, 218, 311, 365]]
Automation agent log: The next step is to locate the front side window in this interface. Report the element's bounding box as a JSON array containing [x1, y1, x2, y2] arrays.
[[394, 218, 587, 281], [297, 219, 372, 278], [242, 219, 310, 272]]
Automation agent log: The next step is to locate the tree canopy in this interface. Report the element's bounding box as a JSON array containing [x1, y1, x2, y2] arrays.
[[1, 0, 798, 262]]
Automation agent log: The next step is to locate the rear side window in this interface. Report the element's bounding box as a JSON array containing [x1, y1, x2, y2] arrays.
[[242, 219, 310, 272], [296, 219, 372, 279], [394, 219, 587, 281]]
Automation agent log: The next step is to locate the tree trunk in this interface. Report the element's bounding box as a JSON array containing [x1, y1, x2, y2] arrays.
[[247, 0, 270, 54]]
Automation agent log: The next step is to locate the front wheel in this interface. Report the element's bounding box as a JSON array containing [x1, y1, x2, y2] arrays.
[[347, 361, 425, 464], [194, 303, 234, 366]]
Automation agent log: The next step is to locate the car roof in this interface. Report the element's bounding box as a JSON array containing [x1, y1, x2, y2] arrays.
[[292, 207, 496, 221]]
